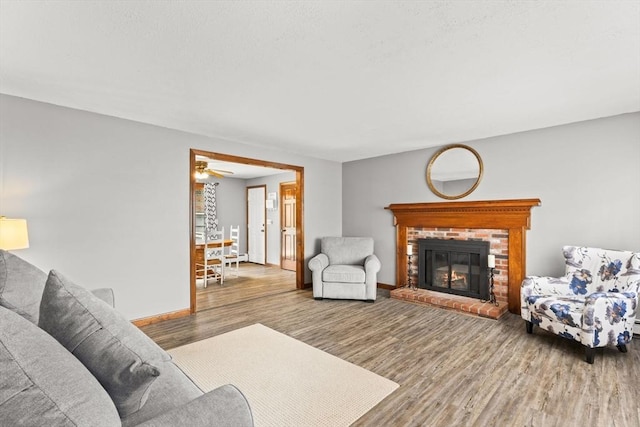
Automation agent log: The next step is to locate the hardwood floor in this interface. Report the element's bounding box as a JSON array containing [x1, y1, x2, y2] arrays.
[[196, 262, 295, 311], [142, 288, 640, 427]]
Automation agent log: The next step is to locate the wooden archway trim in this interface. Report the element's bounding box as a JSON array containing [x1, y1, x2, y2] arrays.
[[189, 149, 305, 314]]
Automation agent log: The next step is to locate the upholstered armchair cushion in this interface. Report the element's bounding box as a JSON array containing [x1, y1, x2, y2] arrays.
[[309, 237, 381, 301], [521, 246, 639, 363], [321, 237, 374, 265], [322, 265, 366, 283]]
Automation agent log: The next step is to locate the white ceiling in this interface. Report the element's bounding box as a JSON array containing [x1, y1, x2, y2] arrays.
[[1, 1, 639, 163]]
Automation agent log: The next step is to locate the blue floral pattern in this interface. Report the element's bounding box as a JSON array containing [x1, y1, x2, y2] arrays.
[[599, 259, 622, 281], [617, 331, 631, 346], [570, 269, 591, 295], [605, 301, 626, 324], [558, 331, 574, 340], [583, 306, 595, 326], [593, 319, 603, 346], [550, 303, 579, 327], [526, 295, 543, 304], [530, 311, 543, 326], [521, 246, 639, 351]]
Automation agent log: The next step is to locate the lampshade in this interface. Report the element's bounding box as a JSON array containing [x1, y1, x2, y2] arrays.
[[0, 217, 30, 250]]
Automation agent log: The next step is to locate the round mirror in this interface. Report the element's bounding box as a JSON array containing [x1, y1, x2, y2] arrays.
[[426, 144, 483, 200]]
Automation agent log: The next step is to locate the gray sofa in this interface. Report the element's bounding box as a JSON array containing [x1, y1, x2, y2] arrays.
[[309, 237, 381, 302], [0, 249, 253, 426]]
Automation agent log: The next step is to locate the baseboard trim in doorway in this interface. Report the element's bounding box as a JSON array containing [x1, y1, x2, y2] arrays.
[[132, 308, 191, 327]]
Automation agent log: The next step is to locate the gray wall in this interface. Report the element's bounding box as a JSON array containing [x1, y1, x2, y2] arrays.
[[3, 93, 637, 319], [0, 94, 342, 320], [342, 113, 640, 285]]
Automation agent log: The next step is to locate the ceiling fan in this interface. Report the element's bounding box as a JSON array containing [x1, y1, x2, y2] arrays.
[[194, 160, 234, 179]]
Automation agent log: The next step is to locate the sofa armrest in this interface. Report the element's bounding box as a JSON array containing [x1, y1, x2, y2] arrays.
[[136, 384, 253, 427], [521, 276, 572, 321], [308, 253, 329, 272], [91, 288, 115, 308], [364, 254, 381, 300], [582, 291, 638, 348], [585, 291, 638, 313], [521, 276, 572, 298], [309, 253, 329, 298], [364, 254, 381, 274]]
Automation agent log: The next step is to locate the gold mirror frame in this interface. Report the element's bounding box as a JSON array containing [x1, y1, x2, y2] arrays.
[[426, 144, 483, 200]]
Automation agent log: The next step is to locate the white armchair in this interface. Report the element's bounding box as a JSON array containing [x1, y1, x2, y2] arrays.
[[521, 246, 639, 363], [308, 237, 381, 302]]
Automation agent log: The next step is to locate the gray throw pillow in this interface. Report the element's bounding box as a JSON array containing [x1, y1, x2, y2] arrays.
[[0, 305, 121, 426], [0, 249, 47, 324], [39, 270, 170, 417]]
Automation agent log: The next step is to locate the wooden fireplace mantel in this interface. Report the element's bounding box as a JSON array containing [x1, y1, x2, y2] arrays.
[[385, 198, 541, 314]]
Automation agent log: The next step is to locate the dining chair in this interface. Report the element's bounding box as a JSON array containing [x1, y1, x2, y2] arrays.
[[195, 228, 225, 287], [224, 225, 240, 278]]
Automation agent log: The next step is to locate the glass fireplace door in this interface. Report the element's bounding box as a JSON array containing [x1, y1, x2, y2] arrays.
[[418, 238, 489, 300]]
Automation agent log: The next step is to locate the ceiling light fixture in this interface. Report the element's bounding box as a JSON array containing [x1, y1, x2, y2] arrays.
[[194, 160, 234, 179]]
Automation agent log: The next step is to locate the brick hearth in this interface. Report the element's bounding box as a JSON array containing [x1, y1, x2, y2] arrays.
[[390, 287, 508, 319]]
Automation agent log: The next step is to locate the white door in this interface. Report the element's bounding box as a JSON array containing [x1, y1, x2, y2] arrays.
[[247, 186, 266, 264]]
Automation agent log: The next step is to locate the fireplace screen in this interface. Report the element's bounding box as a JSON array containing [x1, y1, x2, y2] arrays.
[[418, 239, 489, 300]]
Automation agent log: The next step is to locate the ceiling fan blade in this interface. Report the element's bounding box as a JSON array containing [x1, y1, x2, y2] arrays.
[[205, 169, 224, 178]]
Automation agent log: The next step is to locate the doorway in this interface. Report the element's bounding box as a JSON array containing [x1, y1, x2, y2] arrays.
[[280, 181, 297, 271], [247, 185, 266, 264], [189, 149, 305, 314]]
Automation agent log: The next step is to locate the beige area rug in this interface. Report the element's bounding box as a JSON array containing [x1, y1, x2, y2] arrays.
[[168, 323, 399, 426]]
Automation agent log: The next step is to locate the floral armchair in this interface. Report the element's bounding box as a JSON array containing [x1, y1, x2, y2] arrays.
[[521, 246, 639, 364]]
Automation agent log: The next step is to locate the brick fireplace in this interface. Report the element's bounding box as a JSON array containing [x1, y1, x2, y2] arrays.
[[385, 199, 540, 317]]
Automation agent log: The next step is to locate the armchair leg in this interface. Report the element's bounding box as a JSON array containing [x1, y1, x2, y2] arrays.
[[365, 299, 375, 303], [617, 344, 628, 353], [525, 321, 533, 334], [585, 347, 595, 364], [314, 297, 323, 301]]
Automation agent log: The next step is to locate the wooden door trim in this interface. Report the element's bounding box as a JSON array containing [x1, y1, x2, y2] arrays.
[[189, 149, 305, 314]]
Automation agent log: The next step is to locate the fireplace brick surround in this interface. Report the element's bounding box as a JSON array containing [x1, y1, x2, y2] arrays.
[[385, 199, 541, 317]]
